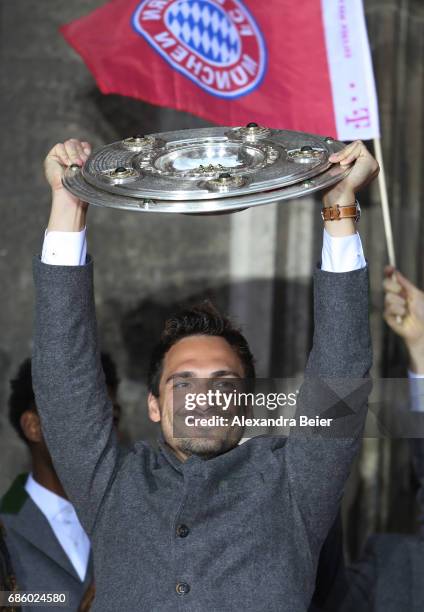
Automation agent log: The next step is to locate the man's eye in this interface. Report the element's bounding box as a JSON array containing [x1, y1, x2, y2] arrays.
[[213, 380, 235, 390], [173, 381, 190, 389]]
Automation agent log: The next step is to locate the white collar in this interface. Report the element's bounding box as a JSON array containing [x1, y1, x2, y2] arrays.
[[25, 473, 74, 523]]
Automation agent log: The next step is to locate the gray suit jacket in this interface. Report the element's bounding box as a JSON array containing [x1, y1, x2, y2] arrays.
[[32, 257, 372, 612], [0, 518, 18, 610], [342, 533, 424, 612], [0, 474, 93, 612]]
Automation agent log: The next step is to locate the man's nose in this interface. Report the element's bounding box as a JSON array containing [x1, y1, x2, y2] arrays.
[[195, 381, 214, 413], [196, 400, 212, 414]]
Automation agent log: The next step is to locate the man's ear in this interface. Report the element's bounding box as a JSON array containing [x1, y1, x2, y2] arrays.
[[148, 392, 161, 422], [20, 410, 43, 444]]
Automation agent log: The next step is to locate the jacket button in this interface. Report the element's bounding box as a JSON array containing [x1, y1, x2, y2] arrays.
[[176, 582, 190, 595], [176, 524, 190, 538]]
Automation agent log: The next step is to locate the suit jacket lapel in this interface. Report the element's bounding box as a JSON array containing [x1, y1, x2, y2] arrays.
[[10, 498, 82, 582], [1, 476, 82, 583], [83, 550, 94, 589]]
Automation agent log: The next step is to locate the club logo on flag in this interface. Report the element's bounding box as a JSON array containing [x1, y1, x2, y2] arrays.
[[132, 0, 267, 98]]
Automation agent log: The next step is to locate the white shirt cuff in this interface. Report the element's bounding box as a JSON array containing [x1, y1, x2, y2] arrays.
[[321, 229, 366, 273], [41, 228, 87, 266], [408, 370, 424, 412]]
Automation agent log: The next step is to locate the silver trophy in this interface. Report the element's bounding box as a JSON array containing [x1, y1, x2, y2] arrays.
[[63, 125, 349, 214]]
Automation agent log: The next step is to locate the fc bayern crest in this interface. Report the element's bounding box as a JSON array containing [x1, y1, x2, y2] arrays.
[[132, 0, 267, 98]]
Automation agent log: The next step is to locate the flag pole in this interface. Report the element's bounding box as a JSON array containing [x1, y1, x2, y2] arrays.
[[373, 137, 396, 267], [373, 137, 403, 324]]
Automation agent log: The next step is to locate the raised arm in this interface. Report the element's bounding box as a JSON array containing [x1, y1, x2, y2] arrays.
[[32, 140, 119, 534], [383, 270, 424, 531], [281, 141, 377, 554]]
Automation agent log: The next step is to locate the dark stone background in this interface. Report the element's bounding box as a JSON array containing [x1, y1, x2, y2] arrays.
[[0, 0, 423, 559]]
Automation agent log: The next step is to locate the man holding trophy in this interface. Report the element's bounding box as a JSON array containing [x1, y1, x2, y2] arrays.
[[31, 136, 378, 611]]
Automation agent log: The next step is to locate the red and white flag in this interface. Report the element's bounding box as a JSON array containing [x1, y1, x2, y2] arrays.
[[61, 0, 380, 140]]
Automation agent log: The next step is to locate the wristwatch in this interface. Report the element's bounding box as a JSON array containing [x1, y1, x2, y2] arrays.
[[321, 200, 361, 222]]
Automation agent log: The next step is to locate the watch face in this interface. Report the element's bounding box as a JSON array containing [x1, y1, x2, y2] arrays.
[[63, 126, 351, 214]]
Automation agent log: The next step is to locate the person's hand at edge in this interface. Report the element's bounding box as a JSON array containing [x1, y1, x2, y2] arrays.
[[383, 267, 424, 373]]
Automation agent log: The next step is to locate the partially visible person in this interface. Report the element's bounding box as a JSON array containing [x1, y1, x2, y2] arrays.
[[0, 520, 19, 612], [384, 267, 424, 526], [340, 269, 424, 612], [0, 353, 121, 612]]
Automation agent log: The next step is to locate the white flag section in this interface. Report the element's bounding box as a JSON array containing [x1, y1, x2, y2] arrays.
[[321, 0, 380, 141]]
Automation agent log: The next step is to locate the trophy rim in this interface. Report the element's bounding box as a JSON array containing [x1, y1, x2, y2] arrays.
[[63, 160, 351, 214], [75, 127, 345, 203]]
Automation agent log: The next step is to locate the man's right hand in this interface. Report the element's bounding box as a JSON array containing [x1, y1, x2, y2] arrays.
[[44, 139, 91, 232], [383, 266, 424, 373]]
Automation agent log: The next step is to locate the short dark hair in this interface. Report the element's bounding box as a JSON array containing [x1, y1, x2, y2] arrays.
[[147, 301, 255, 397], [8, 353, 120, 443]]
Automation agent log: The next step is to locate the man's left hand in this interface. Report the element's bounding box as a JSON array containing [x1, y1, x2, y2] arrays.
[[324, 140, 379, 206], [323, 140, 379, 237]]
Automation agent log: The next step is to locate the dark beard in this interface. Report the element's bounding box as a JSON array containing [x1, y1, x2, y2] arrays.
[[176, 437, 238, 460]]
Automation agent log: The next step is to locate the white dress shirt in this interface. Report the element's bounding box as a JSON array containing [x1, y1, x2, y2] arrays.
[[25, 474, 90, 581], [42, 229, 87, 266]]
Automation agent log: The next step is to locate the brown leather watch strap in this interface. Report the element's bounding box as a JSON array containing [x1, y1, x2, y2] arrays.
[[321, 202, 360, 222]]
